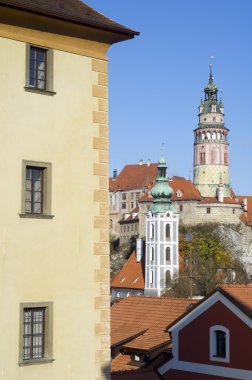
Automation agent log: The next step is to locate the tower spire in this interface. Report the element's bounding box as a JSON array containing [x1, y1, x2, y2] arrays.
[[209, 63, 213, 83]]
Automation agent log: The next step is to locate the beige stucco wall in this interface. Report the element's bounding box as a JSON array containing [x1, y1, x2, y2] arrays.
[[0, 30, 109, 380]]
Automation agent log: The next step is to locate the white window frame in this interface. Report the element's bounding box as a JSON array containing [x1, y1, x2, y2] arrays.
[[210, 325, 230, 363]]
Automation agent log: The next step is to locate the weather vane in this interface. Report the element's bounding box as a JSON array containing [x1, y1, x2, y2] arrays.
[[161, 142, 165, 155]]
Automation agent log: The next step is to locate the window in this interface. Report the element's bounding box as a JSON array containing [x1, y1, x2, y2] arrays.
[[122, 202, 126, 209], [165, 270, 171, 286], [122, 193, 126, 200], [136, 192, 141, 200], [20, 161, 52, 218], [127, 292, 131, 297], [150, 224, 154, 239], [131, 202, 134, 209], [23, 308, 45, 360], [26, 45, 54, 93], [232, 208, 235, 214], [166, 247, 171, 263], [200, 152, 206, 164], [179, 205, 183, 212], [25, 167, 43, 214], [150, 247, 154, 262], [166, 224, 170, 239], [19, 302, 53, 365], [29, 46, 47, 90], [116, 292, 121, 298], [149, 270, 153, 284], [210, 326, 230, 363], [207, 207, 211, 214]]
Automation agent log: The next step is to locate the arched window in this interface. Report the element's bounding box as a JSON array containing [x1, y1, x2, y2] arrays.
[[210, 326, 230, 363], [165, 270, 171, 287], [127, 292, 131, 297], [150, 224, 154, 239], [116, 292, 121, 298], [165, 224, 170, 239], [166, 247, 171, 263], [200, 152, 205, 164], [149, 270, 153, 285], [150, 247, 154, 262], [224, 152, 228, 164]]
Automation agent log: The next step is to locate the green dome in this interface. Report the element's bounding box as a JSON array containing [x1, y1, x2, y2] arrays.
[[151, 178, 173, 199], [149, 155, 178, 215]]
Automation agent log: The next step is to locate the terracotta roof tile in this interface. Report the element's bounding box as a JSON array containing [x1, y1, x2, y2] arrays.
[[0, 0, 139, 36], [111, 296, 198, 354], [111, 325, 148, 347], [199, 197, 242, 205], [110, 164, 157, 192], [237, 195, 252, 226], [112, 351, 169, 378], [139, 177, 202, 202], [123, 327, 171, 351], [119, 207, 139, 224], [219, 284, 252, 317], [111, 251, 145, 290]]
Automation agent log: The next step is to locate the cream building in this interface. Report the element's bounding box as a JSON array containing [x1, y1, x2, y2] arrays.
[[0, 1, 138, 379]]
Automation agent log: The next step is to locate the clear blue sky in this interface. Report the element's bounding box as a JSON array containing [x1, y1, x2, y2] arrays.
[[86, 0, 252, 195]]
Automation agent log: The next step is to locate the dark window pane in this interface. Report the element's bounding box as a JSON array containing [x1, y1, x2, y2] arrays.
[[29, 47, 47, 90], [23, 308, 45, 360], [25, 167, 43, 214]]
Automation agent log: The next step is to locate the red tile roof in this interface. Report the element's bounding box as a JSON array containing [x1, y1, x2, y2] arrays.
[[139, 177, 202, 202], [119, 207, 139, 224], [111, 296, 198, 352], [219, 284, 252, 317], [237, 196, 252, 226], [111, 251, 145, 290], [199, 197, 242, 205], [0, 0, 139, 36], [110, 164, 158, 192]]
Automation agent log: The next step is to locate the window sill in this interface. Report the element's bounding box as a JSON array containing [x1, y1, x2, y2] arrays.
[[24, 86, 56, 96], [19, 213, 55, 219], [19, 358, 55, 366], [210, 355, 229, 363]]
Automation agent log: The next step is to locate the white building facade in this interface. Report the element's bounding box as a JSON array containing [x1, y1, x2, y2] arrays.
[[144, 157, 179, 296]]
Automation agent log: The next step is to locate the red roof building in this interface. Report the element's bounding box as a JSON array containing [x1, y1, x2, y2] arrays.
[[111, 296, 198, 379], [158, 285, 252, 380]]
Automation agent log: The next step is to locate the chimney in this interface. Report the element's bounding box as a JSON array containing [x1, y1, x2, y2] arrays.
[[113, 169, 117, 179], [243, 198, 248, 211], [136, 238, 143, 262], [147, 159, 151, 167], [138, 159, 143, 166]]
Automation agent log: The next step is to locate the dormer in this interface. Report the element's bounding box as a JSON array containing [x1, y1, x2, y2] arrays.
[[176, 189, 183, 198]]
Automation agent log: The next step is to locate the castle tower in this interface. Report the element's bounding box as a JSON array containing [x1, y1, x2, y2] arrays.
[[144, 156, 179, 296], [193, 65, 231, 197]]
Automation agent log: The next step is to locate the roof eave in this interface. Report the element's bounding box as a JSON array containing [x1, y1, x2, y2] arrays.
[[0, 1, 139, 40]]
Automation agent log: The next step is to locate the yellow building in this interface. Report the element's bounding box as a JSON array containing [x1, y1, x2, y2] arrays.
[[0, 1, 138, 379]]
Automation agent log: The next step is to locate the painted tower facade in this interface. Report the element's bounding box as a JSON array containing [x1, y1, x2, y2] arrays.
[[193, 65, 231, 197], [144, 157, 179, 297]]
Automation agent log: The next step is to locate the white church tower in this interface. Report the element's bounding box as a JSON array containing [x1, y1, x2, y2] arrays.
[[144, 156, 179, 296]]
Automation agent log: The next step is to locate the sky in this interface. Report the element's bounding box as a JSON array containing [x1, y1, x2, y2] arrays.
[[86, 0, 252, 195]]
